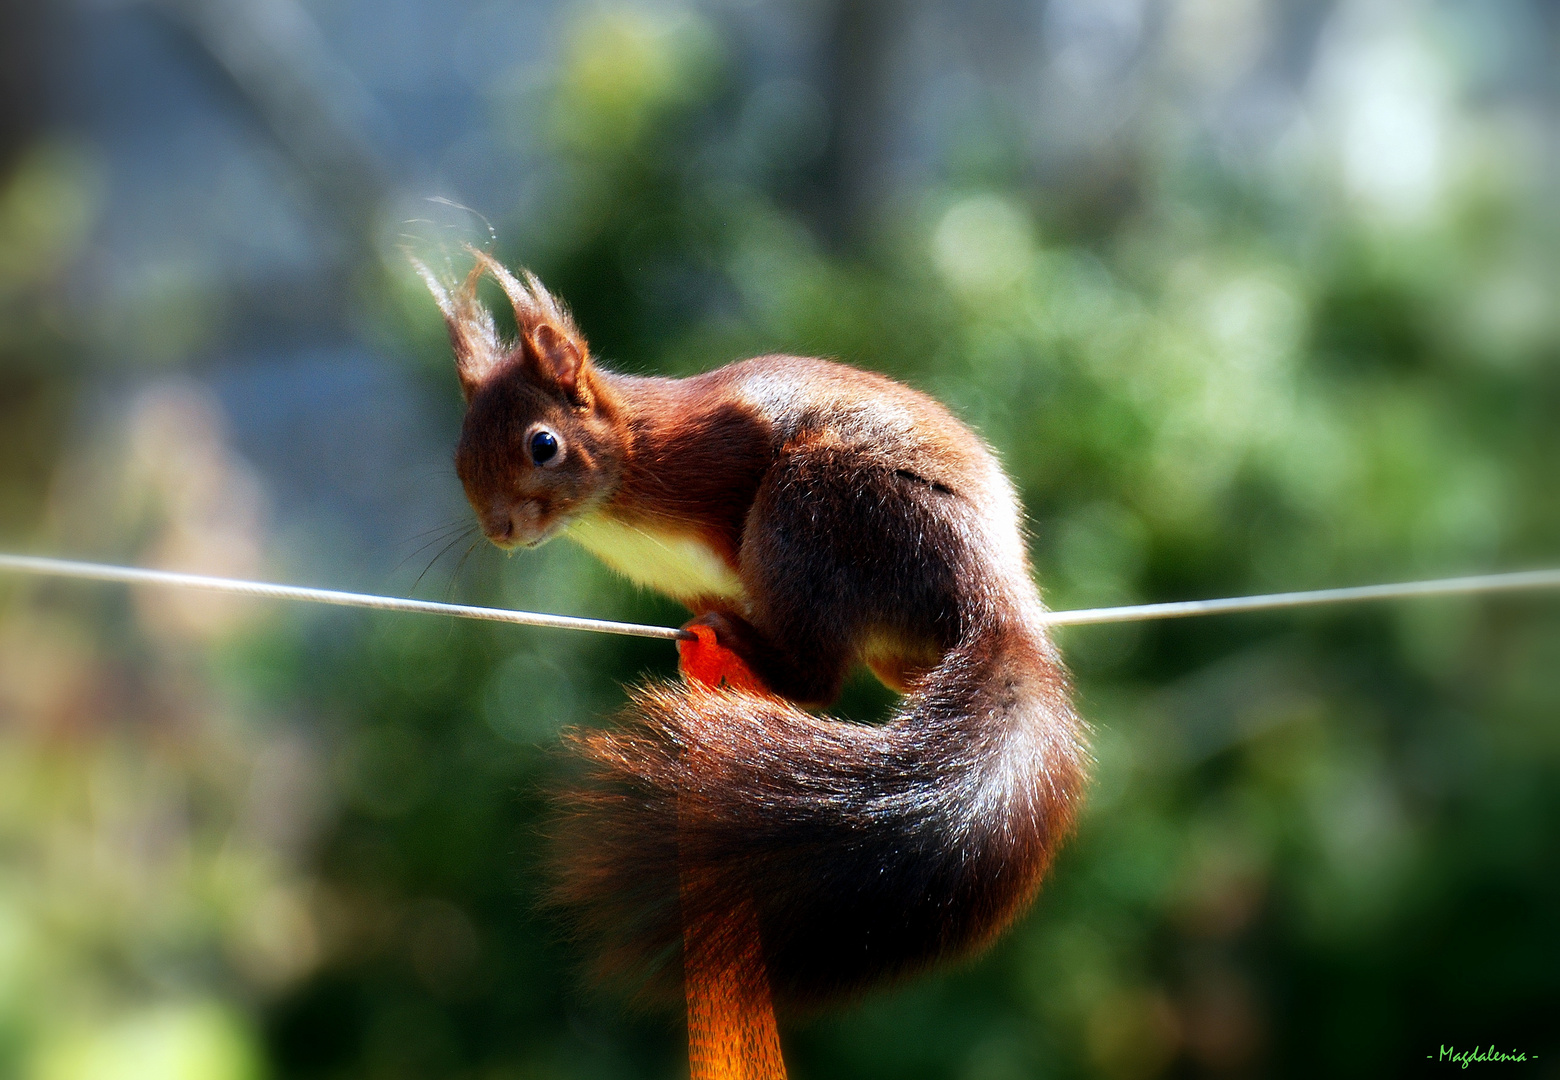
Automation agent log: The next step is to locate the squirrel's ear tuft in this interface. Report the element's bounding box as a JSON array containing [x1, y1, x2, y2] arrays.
[[410, 255, 507, 401], [469, 251, 591, 401], [411, 250, 592, 402]]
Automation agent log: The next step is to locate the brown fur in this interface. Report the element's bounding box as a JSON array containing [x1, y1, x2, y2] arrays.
[[419, 256, 1090, 1008]]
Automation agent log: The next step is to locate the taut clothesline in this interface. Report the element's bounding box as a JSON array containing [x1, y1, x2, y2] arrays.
[[1, 553, 1558, 640]]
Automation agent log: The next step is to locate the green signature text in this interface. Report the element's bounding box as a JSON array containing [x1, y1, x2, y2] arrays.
[[1432, 1045, 1534, 1069]]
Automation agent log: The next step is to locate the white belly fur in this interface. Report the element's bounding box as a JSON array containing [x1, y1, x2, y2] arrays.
[[567, 513, 747, 608]]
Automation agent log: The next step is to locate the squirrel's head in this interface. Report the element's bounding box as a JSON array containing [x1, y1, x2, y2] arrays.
[[415, 252, 624, 550]]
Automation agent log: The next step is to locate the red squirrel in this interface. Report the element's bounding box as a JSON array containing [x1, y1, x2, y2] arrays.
[[417, 252, 1088, 1052]]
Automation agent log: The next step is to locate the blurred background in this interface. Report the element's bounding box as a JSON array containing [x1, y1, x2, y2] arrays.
[[0, 0, 1557, 1076]]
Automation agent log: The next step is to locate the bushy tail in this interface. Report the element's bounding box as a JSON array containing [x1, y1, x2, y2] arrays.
[[550, 622, 1088, 1008]]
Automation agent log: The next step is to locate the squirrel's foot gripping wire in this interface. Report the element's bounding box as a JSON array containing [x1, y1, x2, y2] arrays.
[[678, 623, 773, 696], [677, 626, 788, 1080]]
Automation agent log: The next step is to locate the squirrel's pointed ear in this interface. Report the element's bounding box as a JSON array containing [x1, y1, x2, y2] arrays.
[[414, 250, 592, 402], [522, 322, 586, 398], [410, 256, 506, 401], [469, 252, 592, 401]]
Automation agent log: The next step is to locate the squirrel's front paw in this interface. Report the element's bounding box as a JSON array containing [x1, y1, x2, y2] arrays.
[[678, 614, 771, 695]]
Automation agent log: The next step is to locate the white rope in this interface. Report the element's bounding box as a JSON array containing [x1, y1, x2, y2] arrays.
[[1037, 569, 1560, 626], [0, 554, 692, 641], [1, 553, 1558, 640]]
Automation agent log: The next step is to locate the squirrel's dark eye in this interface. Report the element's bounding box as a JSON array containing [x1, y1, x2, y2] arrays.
[[529, 428, 559, 465]]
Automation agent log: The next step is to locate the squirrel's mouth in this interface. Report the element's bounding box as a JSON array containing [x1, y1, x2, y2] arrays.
[[519, 520, 568, 549]]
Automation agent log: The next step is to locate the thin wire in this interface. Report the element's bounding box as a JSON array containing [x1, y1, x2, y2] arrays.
[[1, 553, 1558, 639], [1037, 569, 1560, 626], [0, 554, 693, 641]]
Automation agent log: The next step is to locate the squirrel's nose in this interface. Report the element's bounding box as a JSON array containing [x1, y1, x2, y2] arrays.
[[483, 511, 516, 545], [484, 502, 543, 548]]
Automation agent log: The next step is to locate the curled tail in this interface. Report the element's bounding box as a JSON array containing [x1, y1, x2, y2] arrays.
[[551, 619, 1089, 1008]]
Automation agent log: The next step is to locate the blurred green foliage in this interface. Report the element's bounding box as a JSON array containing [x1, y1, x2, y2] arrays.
[[2, 2, 1559, 1079]]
